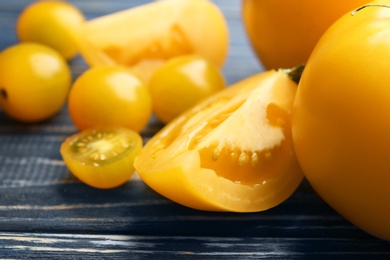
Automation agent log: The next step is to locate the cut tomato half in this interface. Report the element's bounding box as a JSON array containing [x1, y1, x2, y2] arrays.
[[60, 127, 143, 189], [134, 70, 303, 212], [77, 0, 228, 83]]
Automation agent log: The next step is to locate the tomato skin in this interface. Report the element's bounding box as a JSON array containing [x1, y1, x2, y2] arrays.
[[68, 65, 152, 133], [17, 0, 85, 60], [149, 55, 226, 124], [292, 1, 390, 240], [135, 70, 303, 212], [242, 0, 369, 69], [0, 43, 71, 122]]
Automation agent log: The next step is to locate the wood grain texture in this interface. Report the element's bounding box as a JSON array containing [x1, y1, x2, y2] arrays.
[[0, 0, 389, 259], [1, 232, 390, 259]]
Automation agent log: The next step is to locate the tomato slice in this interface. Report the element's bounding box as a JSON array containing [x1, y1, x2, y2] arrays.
[[60, 127, 143, 189], [134, 70, 303, 212]]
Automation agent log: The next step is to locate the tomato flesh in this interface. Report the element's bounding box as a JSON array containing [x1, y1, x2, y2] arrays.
[[61, 127, 143, 189], [135, 70, 303, 212]]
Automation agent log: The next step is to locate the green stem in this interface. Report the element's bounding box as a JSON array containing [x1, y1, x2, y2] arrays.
[[280, 64, 305, 85], [0, 88, 7, 100]]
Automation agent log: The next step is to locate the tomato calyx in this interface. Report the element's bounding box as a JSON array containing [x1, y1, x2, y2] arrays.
[[0, 88, 7, 100], [280, 64, 305, 85]]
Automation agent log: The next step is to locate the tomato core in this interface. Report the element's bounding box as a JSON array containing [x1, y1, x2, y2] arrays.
[[69, 130, 135, 166]]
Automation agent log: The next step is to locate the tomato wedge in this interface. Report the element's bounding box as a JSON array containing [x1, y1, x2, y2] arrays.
[[61, 127, 143, 189], [77, 0, 228, 83], [134, 70, 303, 212]]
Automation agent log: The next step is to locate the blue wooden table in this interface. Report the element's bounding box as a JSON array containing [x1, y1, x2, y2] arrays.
[[1, 0, 389, 259]]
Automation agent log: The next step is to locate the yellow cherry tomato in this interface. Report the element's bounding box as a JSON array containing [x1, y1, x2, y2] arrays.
[[68, 65, 152, 133], [292, 1, 390, 240], [149, 55, 226, 124], [135, 69, 303, 212], [77, 0, 228, 83], [242, 0, 369, 69], [60, 127, 143, 189], [17, 0, 85, 60], [0, 42, 71, 123]]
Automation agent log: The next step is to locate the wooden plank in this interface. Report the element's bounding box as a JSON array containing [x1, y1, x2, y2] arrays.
[[0, 178, 376, 239], [0, 0, 389, 258], [1, 232, 390, 259]]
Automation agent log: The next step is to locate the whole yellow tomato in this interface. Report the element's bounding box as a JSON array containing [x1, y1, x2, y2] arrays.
[[292, 1, 390, 240], [0, 43, 71, 123], [17, 0, 85, 60], [149, 55, 226, 124], [135, 69, 303, 212], [68, 65, 152, 132], [242, 0, 369, 69]]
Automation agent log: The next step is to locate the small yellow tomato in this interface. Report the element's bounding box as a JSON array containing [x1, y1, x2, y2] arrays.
[[77, 0, 228, 83], [292, 1, 390, 240], [135, 69, 303, 212], [17, 0, 85, 60], [0, 42, 71, 123], [242, 0, 369, 69], [149, 55, 226, 124], [60, 126, 143, 189], [68, 65, 152, 132]]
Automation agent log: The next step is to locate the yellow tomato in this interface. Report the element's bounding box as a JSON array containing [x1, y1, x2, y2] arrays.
[[0, 43, 71, 122], [135, 69, 303, 212], [77, 0, 228, 83], [68, 65, 152, 132], [149, 55, 226, 124], [60, 127, 143, 189], [292, 1, 390, 240], [242, 0, 370, 69], [17, 0, 85, 60]]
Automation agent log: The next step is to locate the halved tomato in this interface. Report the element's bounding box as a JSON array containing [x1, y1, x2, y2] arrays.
[[60, 127, 143, 189], [134, 69, 303, 212], [77, 0, 228, 83]]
